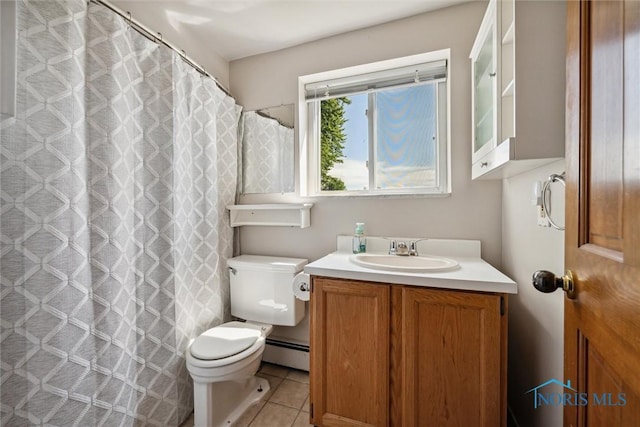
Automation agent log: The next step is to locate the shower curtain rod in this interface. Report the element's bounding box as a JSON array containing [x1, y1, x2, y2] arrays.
[[89, 0, 234, 99], [255, 110, 294, 129]]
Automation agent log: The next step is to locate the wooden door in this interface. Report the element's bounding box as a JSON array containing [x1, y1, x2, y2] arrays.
[[399, 287, 505, 427], [309, 277, 390, 426], [564, 0, 640, 425]]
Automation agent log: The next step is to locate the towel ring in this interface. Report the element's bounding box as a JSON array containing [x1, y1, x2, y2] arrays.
[[542, 172, 565, 230]]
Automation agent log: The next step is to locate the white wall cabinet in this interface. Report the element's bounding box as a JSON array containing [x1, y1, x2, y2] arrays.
[[470, 0, 566, 180]]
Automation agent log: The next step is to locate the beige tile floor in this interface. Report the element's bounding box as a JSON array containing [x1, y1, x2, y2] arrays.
[[180, 362, 311, 427]]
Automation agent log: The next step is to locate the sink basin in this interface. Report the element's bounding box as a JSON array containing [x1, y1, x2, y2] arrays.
[[350, 253, 459, 272]]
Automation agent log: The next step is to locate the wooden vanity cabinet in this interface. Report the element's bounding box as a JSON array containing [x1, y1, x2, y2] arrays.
[[310, 277, 507, 427]]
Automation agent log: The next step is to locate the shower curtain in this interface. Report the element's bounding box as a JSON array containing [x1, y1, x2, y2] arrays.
[[0, 1, 241, 425]]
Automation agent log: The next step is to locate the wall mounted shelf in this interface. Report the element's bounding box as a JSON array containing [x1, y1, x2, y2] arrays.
[[227, 203, 313, 228]]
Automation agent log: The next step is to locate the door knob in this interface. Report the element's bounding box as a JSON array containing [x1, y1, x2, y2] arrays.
[[532, 270, 576, 299]]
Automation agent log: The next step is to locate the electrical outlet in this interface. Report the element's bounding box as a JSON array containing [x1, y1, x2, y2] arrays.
[[537, 206, 550, 227]]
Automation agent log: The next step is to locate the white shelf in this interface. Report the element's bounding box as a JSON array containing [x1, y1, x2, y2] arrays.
[[227, 203, 313, 228]]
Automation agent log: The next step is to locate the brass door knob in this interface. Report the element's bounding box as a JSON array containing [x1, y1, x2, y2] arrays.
[[532, 270, 575, 299]]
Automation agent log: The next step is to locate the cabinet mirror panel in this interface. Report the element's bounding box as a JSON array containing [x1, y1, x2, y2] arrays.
[[242, 104, 295, 194]]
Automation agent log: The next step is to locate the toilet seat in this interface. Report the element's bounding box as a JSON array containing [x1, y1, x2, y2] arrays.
[[187, 321, 272, 369], [190, 321, 261, 360]]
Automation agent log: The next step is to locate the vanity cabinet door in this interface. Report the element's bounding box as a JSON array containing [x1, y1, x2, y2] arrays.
[[310, 277, 390, 427], [400, 287, 506, 427]]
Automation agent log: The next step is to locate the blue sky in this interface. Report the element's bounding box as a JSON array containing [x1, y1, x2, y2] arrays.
[[343, 93, 368, 162]]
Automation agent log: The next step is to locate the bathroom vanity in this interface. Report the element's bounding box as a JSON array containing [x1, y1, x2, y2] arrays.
[[304, 238, 516, 427]]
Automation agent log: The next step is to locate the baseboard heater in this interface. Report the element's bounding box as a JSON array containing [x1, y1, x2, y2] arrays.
[[265, 338, 309, 352], [263, 338, 310, 371]]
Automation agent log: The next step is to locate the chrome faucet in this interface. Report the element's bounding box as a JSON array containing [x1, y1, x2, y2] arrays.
[[389, 239, 426, 256], [395, 241, 410, 256]]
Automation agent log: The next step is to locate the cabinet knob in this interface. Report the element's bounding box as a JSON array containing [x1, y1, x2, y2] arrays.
[[532, 270, 575, 299], [489, 72, 496, 77], [481, 162, 489, 167]]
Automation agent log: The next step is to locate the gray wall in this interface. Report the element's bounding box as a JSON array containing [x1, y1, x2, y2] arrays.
[[229, 1, 502, 268], [502, 160, 566, 427]]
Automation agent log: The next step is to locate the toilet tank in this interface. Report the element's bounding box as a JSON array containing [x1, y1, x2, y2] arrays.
[[227, 255, 307, 327]]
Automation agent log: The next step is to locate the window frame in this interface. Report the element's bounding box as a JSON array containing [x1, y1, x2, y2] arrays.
[[298, 50, 452, 197]]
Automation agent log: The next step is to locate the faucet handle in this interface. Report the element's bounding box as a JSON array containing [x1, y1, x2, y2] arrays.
[[409, 239, 428, 256], [389, 240, 397, 255], [409, 241, 418, 256]]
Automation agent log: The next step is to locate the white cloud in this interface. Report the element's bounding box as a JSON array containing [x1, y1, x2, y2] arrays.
[[328, 159, 369, 190], [376, 163, 436, 188], [328, 160, 437, 190]]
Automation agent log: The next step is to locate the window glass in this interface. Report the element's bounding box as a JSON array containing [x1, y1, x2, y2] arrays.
[[375, 85, 437, 190], [323, 94, 368, 191]]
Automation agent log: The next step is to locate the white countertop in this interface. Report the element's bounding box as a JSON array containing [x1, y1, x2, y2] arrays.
[[304, 237, 517, 294]]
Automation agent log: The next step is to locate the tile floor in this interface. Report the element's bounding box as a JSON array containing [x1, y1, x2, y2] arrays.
[[180, 362, 311, 427]]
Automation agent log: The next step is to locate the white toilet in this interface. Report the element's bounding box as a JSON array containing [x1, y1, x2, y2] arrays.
[[186, 255, 307, 427]]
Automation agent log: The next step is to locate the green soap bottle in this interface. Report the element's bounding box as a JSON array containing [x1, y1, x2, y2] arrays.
[[352, 222, 366, 254]]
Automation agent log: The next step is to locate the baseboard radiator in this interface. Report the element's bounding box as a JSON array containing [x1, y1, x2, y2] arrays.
[[262, 338, 309, 372]]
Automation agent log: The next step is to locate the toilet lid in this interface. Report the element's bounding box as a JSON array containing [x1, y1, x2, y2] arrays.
[[190, 322, 261, 360]]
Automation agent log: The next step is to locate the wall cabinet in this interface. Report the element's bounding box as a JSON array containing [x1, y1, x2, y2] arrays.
[[309, 277, 507, 427], [470, 0, 566, 180]]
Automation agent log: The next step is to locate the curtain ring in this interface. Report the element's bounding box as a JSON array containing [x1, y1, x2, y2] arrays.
[[157, 32, 163, 43], [542, 172, 566, 230], [126, 11, 132, 28]]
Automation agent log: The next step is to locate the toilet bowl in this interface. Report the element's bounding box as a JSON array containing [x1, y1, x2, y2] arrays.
[[186, 255, 307, 427], [186, 321, 274, 427]]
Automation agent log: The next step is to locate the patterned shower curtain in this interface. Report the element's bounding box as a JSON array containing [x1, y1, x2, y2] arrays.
[[0, 1, 241, 425]]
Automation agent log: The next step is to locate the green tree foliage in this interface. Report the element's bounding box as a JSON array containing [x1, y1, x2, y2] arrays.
[[320, 97, 350, 191]]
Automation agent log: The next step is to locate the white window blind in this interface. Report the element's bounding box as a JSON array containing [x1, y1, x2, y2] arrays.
[[304, 60, 447, 101]]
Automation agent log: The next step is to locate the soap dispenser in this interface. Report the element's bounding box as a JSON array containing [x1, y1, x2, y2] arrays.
[[352, 223, 366, 254]]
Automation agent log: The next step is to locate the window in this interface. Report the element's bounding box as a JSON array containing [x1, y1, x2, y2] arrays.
[[299, 50, 450, 196]]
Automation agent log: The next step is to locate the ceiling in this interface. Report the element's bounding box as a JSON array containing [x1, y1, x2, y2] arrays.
[[110, 0, 473, 61]]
